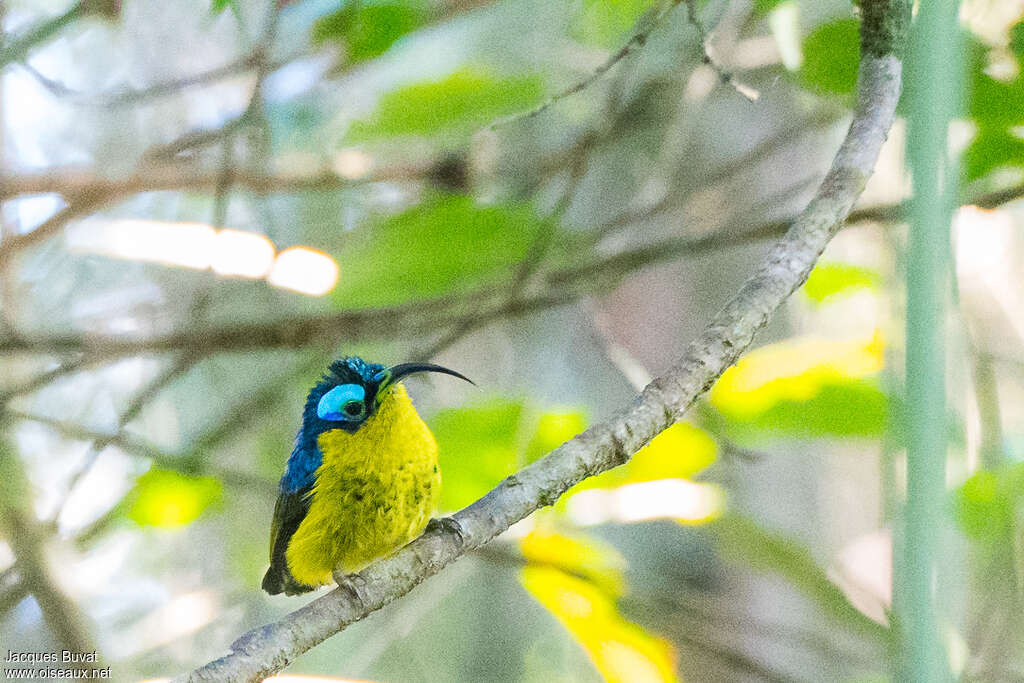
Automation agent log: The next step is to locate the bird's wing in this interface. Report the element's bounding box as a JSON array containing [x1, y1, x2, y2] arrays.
[[262, 486, 313, 595]]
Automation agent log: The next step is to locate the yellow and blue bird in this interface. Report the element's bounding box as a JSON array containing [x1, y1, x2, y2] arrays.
[[262, 356, 472, 596]]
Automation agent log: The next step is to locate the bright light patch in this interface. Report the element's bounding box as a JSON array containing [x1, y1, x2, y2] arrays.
[[830, 529, 891, 625], [210, 229, 276, 278], [566, 479, 725, 526], [74, 219, 216, 270], [268, 246, 340, 296], [120, 591, 217, 658], [333, 149, 374, 179], [67, 220, 339, 297], [768, 1, 802, 70]]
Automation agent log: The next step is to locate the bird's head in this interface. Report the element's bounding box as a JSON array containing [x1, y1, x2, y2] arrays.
[[304, 356, 473, 435]]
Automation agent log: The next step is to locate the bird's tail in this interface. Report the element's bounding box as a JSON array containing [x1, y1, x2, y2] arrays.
[[261, 566, 286, 595], [262, 564, 314, 596]]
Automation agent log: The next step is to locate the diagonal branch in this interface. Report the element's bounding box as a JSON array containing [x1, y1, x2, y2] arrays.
[[177, 0, 911, 680]]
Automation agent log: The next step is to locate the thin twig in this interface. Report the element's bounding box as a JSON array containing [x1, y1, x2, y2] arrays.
[[50, 352, 201, 523], [0, 2, 84, 69], [491, 0, 686, 128], [7, 408, 271, 491], [683, 0, 759, 101]]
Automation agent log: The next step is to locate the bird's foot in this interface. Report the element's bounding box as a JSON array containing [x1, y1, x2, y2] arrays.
[[424, 516, 465, 548], [333, 570, 368, 609]]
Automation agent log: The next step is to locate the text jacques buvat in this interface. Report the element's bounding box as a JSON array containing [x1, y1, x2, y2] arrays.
[[5, 651, 110, 679]]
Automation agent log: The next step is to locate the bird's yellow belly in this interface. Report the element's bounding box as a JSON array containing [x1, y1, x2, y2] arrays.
[[285, 388, 440, 587]]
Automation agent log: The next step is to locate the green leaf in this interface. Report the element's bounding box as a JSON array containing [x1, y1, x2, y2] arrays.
[[800, 18, 860, 96], [312, 1, 429, 64], [964, 128, 1024, 181], [432, 399, 525, 510], [346, 69, 545, 141], [733, 379, 890, 438], [953, 464, 1024, 542], [524, 410, 588, 463], [802, 262, 880, 305], [128, 469, 222, 528], [1011, 19, 1024, 62], [959, 29, 1024, 181], [571, 0, 658, 49], [211, 0, 236, 15], [754, 0, 789, 15], [969, 72, 1024, 129], [332, 194, 548, 307], [713, 515, 892, 644]]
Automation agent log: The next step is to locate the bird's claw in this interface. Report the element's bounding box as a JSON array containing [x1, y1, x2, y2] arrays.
[[333, 571, 368, 608], [424, 516, 465, 548]]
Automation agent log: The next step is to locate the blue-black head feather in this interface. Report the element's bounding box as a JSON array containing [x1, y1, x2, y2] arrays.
[[280, 356, 472, 494]]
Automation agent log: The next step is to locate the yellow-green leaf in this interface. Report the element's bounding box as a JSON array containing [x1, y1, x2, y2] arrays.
[[710, 334, 890, 438], [803, 262, 880, 305], [570, 422, 717, 495], [520, 529, 626, 597], [521, 565, 678, 683], [128, 469, 222, 528], [312, 1, 429, 64]]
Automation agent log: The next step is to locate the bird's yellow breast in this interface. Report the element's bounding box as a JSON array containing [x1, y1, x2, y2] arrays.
[[285, 384, 440, 587]]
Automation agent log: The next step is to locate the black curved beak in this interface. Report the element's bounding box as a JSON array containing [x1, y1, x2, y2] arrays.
[[374, 362, 475, 390]]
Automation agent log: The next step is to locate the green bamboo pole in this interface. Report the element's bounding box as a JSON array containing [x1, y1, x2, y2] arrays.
[[900, 0, 961, 680]]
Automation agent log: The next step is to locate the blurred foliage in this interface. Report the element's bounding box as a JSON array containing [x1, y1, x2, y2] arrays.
[[753, 0, 788, 16], [796, 13, 1024, 179], [571, 0, 658, 49], [524, 410, 588, 463], [568, 423, 717, 494], [520, 529, 626, 596], [713, 515, 892, 644], [210, 0, 237, 15], [127, 469, 223, 529], [433, 394, 718, 512], [520, 529, 679, 683], [953, 463, 1024, 543], [963, 23, 1024, 180], [432, 398, 525, 511], [346, 69, 546, 142], [710, 334, 890, 438], [800, 18, 861, 96], [312, 0, 430, 64], [802, 261, 881, 305], [331, 193, 548, 307], [1013, 19, 1024, 59]]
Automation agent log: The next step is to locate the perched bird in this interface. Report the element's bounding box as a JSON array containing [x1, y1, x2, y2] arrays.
[[262, 356, 472, 596]]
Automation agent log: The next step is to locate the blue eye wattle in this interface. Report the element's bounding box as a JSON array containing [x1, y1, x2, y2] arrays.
[[317, 384, 366, 421]]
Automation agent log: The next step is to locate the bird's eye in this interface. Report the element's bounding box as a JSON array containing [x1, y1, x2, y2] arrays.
[[317, 383, 367, 422], [342, 400, 365, 420]]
